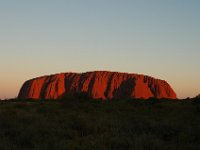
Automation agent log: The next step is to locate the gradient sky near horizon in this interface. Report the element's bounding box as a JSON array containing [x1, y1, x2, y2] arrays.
[[0, 0, 200, 99]]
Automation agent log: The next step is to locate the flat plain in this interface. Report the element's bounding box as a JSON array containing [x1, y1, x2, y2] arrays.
[[0, 98, 200, 150]]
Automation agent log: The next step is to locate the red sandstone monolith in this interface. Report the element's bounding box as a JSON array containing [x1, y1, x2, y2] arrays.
[[18, 71, 177, 100]]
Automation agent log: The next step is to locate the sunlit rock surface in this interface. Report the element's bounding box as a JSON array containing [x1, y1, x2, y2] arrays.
[[18, 71, 177, 100]]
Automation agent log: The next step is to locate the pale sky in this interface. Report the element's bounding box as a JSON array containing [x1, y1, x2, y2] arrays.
[[0, 0, 200, 99]]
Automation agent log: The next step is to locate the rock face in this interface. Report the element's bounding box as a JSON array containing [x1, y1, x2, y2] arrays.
[[18, 71, 177, 100]]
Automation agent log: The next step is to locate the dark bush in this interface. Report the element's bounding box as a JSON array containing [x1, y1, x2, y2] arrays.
[[0, 98, 199, 149], [74, 92, 91, 100]]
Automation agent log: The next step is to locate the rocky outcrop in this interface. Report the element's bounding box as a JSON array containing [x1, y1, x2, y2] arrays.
[[18, 71, 177, 100]]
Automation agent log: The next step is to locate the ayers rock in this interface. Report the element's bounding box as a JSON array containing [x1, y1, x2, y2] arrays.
[[18, 71, 177, 100]]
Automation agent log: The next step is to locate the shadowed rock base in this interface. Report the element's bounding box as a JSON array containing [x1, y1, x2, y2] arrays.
[[18, 71, 177, 100]]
